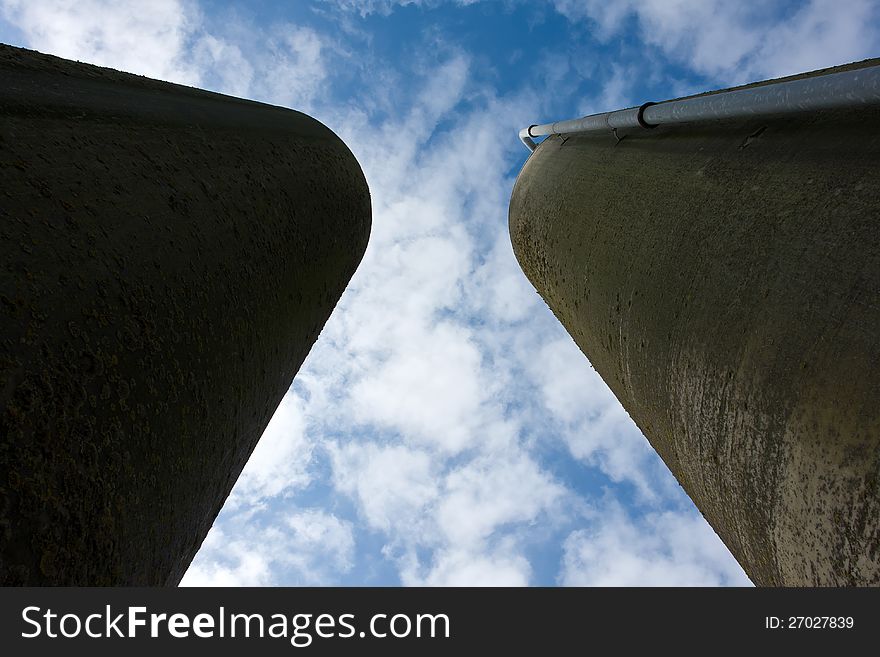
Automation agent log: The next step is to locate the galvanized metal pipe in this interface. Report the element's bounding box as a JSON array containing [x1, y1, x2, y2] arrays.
[[519, 63, 880, 151]]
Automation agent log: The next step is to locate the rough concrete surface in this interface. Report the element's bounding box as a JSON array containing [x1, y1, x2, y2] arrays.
[[509, 61, 880, 586], [0, 44, 371, 585]]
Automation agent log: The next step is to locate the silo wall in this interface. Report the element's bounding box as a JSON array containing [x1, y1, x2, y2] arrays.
[[0, 44, 371, 585], [509, 64, 879, 585]]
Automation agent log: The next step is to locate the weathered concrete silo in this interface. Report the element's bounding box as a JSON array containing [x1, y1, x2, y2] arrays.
[[0, 44, 370, 585], [510, 61, 880, 585]]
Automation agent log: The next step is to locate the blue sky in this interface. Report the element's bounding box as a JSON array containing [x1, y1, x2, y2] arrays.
[[2, 0, 878, 586]]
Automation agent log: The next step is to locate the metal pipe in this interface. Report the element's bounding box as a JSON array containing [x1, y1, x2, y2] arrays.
[[519, 63, 880, 151], [518, 126, 537, 150]]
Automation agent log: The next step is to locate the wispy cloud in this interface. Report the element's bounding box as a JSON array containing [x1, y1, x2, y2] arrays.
[[553, 0, 880, 83], [0, 0, 202, 83], [0, 0, 334, 112], [290, 48, 580, 584], [324, 0, 479, 18], [526, 337, 673, 501], [324, 0, 880, 84], [560, 501, 751, 586], [223, 393, 313, 511], [182, 510, 355, 586]]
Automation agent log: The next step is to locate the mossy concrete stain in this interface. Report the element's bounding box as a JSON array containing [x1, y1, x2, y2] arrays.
[[509, 61, 880, 586], [0, 44, 371, 585]]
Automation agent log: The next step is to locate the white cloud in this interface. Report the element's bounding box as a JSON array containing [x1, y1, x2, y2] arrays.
[[0, 0, 201, 84], [753, 0, 880, 79], [574, 62, 642, 116], [191, 33, 253, 97], [330, 442, 439, 534], [560, 502, 752, 586], [296, 55, 585, 584], [0, 0, 332, 110], [526, 337, 671, 500], [405, 545, 532, 586], [284, 510, 356, 581], [181, 525, 273, 586], [250, 26, 328, 109], [324, 0, 880, 84], [555, 0, 880, 83], [182, 510, 355, 586], [325, 0, 479, 17], [350, 322, 485, 454], [337, 444, 568, 585], [437, 453, 566, 549], [469, 234, 540, 323], [224, 392, 312, 511]]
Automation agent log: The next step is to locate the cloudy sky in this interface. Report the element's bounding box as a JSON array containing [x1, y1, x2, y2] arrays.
[[2, 0, 877, 586]]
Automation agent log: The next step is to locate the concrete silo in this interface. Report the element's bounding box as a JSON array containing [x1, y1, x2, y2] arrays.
[[0, 44, 370, 585], [509, 61, 880, 585]]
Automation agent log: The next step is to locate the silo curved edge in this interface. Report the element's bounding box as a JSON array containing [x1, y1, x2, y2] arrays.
[[509, 106, 880, 585], [0, 44, 371, 585]]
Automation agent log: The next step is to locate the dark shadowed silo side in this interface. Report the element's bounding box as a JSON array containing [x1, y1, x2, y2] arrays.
[[509, 63, 880, 585], [0, 44, 370, 585]]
